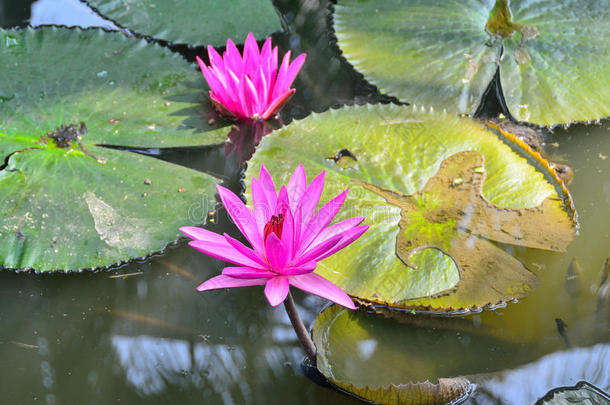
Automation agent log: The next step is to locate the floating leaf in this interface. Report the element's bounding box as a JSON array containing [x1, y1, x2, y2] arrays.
[[311, 305, 492, 404], [333, 0, 610, 126], [245, 104, 576, 312], [0, 27, 227, 271], [86, 0, 282, 47]]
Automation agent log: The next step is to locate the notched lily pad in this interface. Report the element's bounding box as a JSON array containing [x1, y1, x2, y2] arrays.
[[86, 0, 282, 47], [246, 104, 576, 312], [0, 27, 228, 272], [333, 0, 610, 126]]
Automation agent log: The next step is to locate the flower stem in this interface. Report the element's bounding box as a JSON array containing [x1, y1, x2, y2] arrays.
[[284, 291, 317, 365]]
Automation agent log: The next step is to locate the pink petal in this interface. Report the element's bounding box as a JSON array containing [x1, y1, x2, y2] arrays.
[[224, 38, 244, 76], [280, 260, 316, 276], [294, 233, 342, 266], [311, 225, 369, 262], [182, 226, 262, 268], [297, 170, 325, 228], [225, 68, 242, 98], [223, 233, 267, 266], [243, 32, 260, 77], [222, 266, 276, 279], [188, 240, 264, 269], [280, 206, 295, 261], [268, 46, 279, 90], [255, 66, 269, 109], [292, 205, 304, 248], [272, 50, 292, 100], [260, 37, 272, 64], [264, 276, 290, 307], [289, 273, 356, 310], [284, 53, 306, 89], [217, 185, 263, 252], [209, 93, 236, 119], [260, 38, 273, 91], [258, 164, 278, 211], [315, 216, 365, 244], [274, 185, 290, 215], [260, 88, 295, 120], [244, 74, 261, 116], [265, 233, 288, 271], [300, 189, 348, 250], [197, 56, 222, 93], [237, 75, 252, 119], [207, 45, 225, 74], [287, 164, 307, 209], [197, 275, 267, 291], [180, 225, 223, 242], [251, 177, 273, 232]]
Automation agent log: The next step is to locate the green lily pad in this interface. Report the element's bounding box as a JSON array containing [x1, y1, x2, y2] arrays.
[[86, 0, 282, 47], [312, 305, 497, 404], [0, 27, 228, 272], [333, 0, 610, 126], [245, 104, 576, 312]]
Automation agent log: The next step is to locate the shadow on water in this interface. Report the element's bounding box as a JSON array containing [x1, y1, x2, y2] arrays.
[[0, 0, 608, 404]]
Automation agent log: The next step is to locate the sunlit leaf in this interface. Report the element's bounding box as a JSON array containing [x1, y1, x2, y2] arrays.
[[333, 0, 610, 126], [246, 104, 576, 311], [0, 27, 226, 272]]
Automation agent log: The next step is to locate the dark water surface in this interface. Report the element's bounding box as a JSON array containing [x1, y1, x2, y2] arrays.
[[0, 1, 608, 404]]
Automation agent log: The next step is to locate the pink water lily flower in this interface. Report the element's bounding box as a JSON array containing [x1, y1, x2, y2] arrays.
[[197, 33, 306, 121], [181, 164, 368, 309]]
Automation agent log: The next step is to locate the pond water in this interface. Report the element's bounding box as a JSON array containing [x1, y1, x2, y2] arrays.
[[0, 1, 608, 404]]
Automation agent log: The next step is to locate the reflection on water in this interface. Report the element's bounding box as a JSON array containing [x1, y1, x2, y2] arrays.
[[29, 0, 119, 30], [112, 335, 305, 403], [113, 335, 247, 398], [0, 0, 608, 403], [470, 343, 609, 404]]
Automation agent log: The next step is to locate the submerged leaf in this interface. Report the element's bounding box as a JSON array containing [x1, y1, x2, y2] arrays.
[[0, 27, 226, 271], [535, 382, 610, 405], [86, 0, 282, 47], [312, 305, 497, 404], [246, 104, 576, 312], [333, 0, 610, 126]]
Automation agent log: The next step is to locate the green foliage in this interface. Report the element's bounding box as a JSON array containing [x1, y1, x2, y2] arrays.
[[333, 0, 610, 126], [0, 27, 226, 271]]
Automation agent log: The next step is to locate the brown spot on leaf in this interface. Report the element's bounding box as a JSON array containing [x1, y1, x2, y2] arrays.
[[356, 150, 576, 308]]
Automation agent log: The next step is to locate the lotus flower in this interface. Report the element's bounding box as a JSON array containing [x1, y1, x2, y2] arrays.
[[197, 33, 306, 121], [181, 165, 368, 309]]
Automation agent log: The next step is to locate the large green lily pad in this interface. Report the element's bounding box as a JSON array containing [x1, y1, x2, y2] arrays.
[[333, 0, 610, 126], [86, 0, 282, 47], [0, 27, 228, 272], [245, 104, 576, 312]]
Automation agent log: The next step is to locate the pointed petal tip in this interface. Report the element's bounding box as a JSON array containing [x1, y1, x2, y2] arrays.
[[343, 300, 357, 310], [264, 277, 290, 307], [180, 226, 203, 239]]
